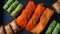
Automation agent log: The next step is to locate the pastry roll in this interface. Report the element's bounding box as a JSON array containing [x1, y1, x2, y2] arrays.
[[52, 23, 60, 34], [45, 20, 57, 34], [58, 0, 60, 3], [10, 3, 24, 18], [0, 26, 5, 34], [7, 0, 19, 13], [25, 4, 45, 31], [16, 1, 36, 28], [10, 20, 20, 33], [31, 8, 54, 34], [5, 24, 14, 34], [3, 0, 15, 10], [52, 2, 60, 14]]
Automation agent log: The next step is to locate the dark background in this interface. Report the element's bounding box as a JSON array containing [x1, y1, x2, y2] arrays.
[[0, 0, 60, 34]]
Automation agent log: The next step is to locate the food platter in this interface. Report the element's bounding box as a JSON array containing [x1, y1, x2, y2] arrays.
[[0, 0, 60, 34]]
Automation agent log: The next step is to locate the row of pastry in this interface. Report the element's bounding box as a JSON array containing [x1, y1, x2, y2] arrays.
[[2, 0, 60, 34]]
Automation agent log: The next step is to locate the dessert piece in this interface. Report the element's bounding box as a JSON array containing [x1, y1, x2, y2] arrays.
[[10, 3, 24, 18], [31, 8, 54, 34], [16, 1, 36, 28], [45, 20, 57, 34], [58, 0, 60, 3], [25, 4, 45, 31], [10, 20, 20, 33], [52, 2, 60, 14], [0, 26, 5, 34], [7, 0, 19, 13], [52, 23, 60, 34], [3, 0, 15, 10], [5, 24, 14, 34]]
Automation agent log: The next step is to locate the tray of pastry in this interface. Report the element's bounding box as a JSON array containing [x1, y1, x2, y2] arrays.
[[0, 0, 60, 34]]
